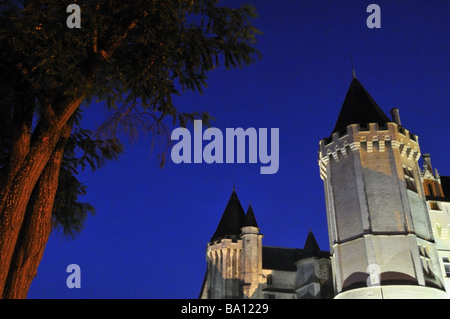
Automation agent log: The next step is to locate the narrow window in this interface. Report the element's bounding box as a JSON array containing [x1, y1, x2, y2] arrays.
[[403, 166, 417, 192], [267, 274, 273, 286], [428, 183, 434, 197], [445, 264, 450, 277], [430, 202, 441, 210]]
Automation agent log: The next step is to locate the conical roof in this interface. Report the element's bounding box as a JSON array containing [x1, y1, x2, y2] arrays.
[[210, 190, 246, 242], [302, 230, 321, 257], [243, 203, 259, 228], [332, 77, 391, 135]]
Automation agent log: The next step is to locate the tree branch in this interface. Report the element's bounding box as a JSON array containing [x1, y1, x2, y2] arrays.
[[92, 0, 101, 54], [101, 10, 149, 61]]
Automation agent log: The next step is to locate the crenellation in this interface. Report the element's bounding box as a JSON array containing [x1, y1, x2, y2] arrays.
[[320, 121, 421, 166]]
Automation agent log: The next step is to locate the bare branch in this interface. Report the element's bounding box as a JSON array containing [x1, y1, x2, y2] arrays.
[[93, 98, 171, 166]]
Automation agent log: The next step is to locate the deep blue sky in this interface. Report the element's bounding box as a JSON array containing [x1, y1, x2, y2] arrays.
[[27, 0, 449, 298]]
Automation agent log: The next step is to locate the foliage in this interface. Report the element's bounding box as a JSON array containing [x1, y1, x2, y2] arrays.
[[52, 124, 124, 238], [0, 0, 260, 236]]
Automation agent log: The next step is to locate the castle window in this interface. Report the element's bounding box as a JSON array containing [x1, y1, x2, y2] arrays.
[[403, 166, 417, 192], [419, 245, 429, 258], [267, 274, 273, 286], [445, 264, 450, 277], [418, 244, 434, 279], [443, 257, 450, 277], [430, 202, 441, 211], [428, 183, 435, 197], [421, 259, 434, 279]]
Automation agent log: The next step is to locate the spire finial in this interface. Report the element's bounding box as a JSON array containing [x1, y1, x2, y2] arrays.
[[350, 53, 356, 78]]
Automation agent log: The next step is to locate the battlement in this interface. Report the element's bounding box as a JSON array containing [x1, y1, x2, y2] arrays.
[[321, 121, 418, 145], [319, 122, 420, 168], [207, 237, 242, 251]]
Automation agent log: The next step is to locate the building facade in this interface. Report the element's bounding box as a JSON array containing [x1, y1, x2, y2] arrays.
[[422, 154, 450, 294], [199, 76, 449, 299], [199, 189, 333, 299]]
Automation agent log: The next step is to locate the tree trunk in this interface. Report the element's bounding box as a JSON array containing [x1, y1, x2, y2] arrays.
[[0, 89, 34, 214], [2, 122, 73, 299], [6, 91, 34, 181], [0, 96, 84, 297]]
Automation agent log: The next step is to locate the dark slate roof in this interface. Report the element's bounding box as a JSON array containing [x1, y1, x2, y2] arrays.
[[302, 230, 321, 258], [262, 246, 302, 271], [332, 77, 391, 135], [262, 231, 330, 271], [442, 176, 450, 198], [210, 190, 246, 242], [243, 204, 259, 228]]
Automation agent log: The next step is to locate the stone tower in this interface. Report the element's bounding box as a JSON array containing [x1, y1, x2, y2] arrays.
[[202, 189, 245, 299], [318, 76, 447, 298], [241, 204, 263, 298], [200, 190, 263, 299]]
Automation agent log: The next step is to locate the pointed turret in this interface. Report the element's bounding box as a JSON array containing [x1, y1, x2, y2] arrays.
[[210, 189, 246, 242], [423, 153, 434, 174], [303, 230, 321, 257], [332, 78, 390, 135], [421, 153, 445, 198], [241, 203, 263, 298], [243, 203, 259, 228]]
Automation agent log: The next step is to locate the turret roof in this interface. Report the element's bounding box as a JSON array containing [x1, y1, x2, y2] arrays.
[[332, 77, 391, 135], [210, 190, 246, 242], [302, 230, 321, 257], [243, 203, 259, 228]]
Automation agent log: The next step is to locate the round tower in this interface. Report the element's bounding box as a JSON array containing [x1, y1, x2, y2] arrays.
[[202, 189, 244, 299], [318, 77, 447, 298], [241, 203, 263, 299]]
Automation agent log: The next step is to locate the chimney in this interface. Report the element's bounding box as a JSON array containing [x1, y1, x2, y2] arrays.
[[390, 108, 402, 126]]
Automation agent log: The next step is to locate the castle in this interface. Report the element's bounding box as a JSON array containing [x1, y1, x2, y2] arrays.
[[199, 75, 450, 299]]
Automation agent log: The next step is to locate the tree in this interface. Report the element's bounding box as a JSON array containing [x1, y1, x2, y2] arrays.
[[0, 0, 260, 298]]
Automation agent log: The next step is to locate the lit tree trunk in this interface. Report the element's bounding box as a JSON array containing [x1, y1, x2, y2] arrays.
[[5, 92, 34, 182], [0, 96, 84, 297], [2, 122, 73, 299]]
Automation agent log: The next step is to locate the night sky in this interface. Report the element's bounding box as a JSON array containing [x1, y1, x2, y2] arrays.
[[27, 0, 449, 298]]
